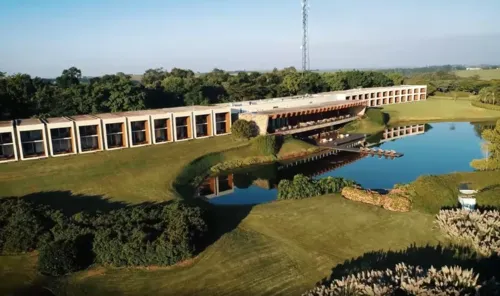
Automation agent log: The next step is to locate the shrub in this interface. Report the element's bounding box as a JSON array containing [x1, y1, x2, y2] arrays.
[[0, 199, 55, 253], [38, 240, 81, 276], [277, 175, 356, 200], [435, 209, 500, 257], [231, 119, 256, 139], [251, 135, 281, 156], [92, 201, 208, 266], [302, 263, 493, 296], [210, 155, 276, 174]]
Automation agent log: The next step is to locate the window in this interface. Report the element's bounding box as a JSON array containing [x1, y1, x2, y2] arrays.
[[21, 130, 42, 142], [154, 119, 170, 143], [0, 132, 14, 159], [195, 115, 209, 137], [79, 125, 99, 151], [106, 123, 124, 148], [176, 117, 190, 140], [215, 113, 228, 134], [50, 127, 72, 154], [20, 130, 45, 157], [131, 121, 148, 145]]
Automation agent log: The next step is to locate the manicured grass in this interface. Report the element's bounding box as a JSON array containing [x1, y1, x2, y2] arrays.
[[384, 99, 500, 124], [455, 69, 500, 80], [0, 136, 245, 205], [276, 138, 317, 158], [1, 195, 440, 296], [410, 171, 500, 214]]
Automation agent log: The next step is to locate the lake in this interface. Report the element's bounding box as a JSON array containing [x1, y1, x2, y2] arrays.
[[198, 121, 492, 205]]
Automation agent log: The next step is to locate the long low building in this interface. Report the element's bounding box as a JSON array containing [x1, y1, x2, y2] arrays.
[[1, 85, 426, 163]]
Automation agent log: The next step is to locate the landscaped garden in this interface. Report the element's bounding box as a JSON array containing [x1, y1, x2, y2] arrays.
[[1, 99, 500, 295]]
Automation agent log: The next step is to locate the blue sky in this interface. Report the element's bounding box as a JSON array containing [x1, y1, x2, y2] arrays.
[[1, 0, 499, 77]]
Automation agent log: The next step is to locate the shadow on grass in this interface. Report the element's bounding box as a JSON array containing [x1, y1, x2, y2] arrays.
[[318, 244, 500, 286], [16, 191, 128, 216]]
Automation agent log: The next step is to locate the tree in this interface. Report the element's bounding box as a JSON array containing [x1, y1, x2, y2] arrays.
[[56, 67, 82, 88], [231, 119, 256, 139], [38, 240, 81, 276], [471, 120, 500, 170], [386, 72, 404, 85], [478, 85, 500, 105]]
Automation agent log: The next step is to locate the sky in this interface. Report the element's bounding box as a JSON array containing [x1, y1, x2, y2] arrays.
[[1, 0, 500, 77]]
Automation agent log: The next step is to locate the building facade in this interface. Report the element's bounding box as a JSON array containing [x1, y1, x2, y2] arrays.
[[1, 85, 425, 163]]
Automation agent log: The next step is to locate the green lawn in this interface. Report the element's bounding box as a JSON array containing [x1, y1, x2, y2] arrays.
[[0, 136, 246, 206], [384, 99, 500, 124], [455, 69, 500, 80], [1, 98, 500, 295], [1, 196, 440, 296]]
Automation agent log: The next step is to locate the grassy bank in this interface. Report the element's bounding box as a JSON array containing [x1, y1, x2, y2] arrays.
[[343, 99, 500, 135], [0, 136, 247, 205], [384, 99, 500, 124], [410, 170, 500, 215], [2, 195, 440, 296]]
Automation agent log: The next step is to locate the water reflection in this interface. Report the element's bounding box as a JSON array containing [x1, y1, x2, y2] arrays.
[[198, 122, 492, 205]]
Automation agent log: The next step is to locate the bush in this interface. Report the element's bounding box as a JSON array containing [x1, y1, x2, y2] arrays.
[[38, 240, 81, 276], [92, 201, 208, 267], [302, 263, 495, 296], [277, 175, 356, 200], [210, 155, 276, 174], [231, 119, 256, 139], [435, 209, 500, 257], [0, 199, 55, 253], [251, 135, 281, 156]]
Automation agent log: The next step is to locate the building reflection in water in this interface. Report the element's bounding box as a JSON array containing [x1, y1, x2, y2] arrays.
[[197, 123, 429, 199]]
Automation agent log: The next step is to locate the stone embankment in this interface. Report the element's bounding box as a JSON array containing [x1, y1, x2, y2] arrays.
[[341, 187, 411, 212]]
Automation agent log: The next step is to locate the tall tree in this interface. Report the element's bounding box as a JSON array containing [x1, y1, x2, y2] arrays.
[[56, 67, 82, 88]]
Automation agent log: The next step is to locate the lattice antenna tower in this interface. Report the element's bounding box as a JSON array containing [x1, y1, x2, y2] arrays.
[[301, 0, 310, 72]]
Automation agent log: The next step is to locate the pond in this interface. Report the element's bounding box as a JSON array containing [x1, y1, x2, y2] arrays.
[[198, 121, 493, 205]]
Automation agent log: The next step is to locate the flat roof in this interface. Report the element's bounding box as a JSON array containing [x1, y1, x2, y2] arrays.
[[162, 105, 212, 113], [253, 100, 366, 116], [16, 118, 43, 126], [93, 113, 125, 119], [44, 117, 72, 124], [69, 115, 99, 121], [0, 120, 13, 128]]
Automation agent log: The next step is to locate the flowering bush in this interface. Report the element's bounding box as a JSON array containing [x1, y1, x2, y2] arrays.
[[435, 209, 500, 257], [302, 263, 493, 296]]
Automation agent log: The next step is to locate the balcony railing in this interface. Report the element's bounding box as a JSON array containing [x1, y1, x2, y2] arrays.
[[272, 115, 358, 135]]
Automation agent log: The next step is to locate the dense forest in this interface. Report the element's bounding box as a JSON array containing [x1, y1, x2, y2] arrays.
[[1, 65, 500, 121], [0, 67, 394, 120]]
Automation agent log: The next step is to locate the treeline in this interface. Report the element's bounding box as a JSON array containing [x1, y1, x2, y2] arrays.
[[0, 198, 208, 276], [0, 67, 395, 120]]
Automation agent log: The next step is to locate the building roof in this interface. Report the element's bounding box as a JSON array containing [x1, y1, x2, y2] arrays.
[[0, 120, 13, 128], [69, 115, 99, 121], [162, 105, 212, 113], [93, 113, 125, 119], [253, 100, 366, 117], [44, 117, 72, 124], [15, 118, 43, 126]]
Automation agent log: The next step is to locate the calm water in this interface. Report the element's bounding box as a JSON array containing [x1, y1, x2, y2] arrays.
[[199, 122, 491, 205]]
